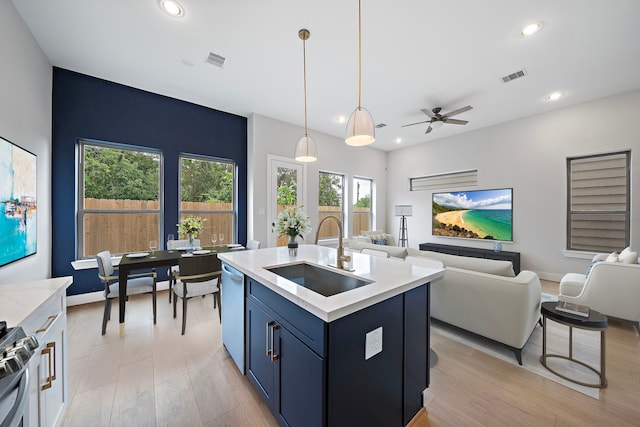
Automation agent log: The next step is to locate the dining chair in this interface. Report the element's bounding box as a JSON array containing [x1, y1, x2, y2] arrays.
[[167, 238, 200, 303], [173, 253, 221, 334], [96, 250, 157, 335], [246, 239, 261, 250]]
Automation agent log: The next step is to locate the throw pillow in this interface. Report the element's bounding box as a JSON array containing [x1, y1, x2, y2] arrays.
[[619, 246, 632, 257], [605, 252, 619, 263], [619, 250, 638, 264], [371, 237, 389, 245]]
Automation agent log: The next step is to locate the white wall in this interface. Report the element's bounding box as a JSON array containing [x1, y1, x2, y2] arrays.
[[248, 114, 388, 247], [0, 0, 52, 282], [388, 90, 640, 280]]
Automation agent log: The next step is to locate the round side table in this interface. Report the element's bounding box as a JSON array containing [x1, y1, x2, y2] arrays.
[[540, 301, 608, 388]]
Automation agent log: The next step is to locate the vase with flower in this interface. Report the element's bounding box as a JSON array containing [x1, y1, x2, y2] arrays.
[[177, 216, 206, 250], [273, 206, 311, 257]]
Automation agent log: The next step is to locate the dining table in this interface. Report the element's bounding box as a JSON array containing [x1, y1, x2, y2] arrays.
[[117, 245, 240, 336]]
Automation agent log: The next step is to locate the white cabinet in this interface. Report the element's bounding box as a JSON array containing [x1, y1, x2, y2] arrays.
[[20, 283, 69, 427]]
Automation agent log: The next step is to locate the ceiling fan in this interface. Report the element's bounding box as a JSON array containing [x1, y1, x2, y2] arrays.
[[402, 105, 473, 134]]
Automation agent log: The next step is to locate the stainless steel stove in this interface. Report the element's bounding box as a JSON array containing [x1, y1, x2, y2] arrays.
[[0, 321, 38, 427]]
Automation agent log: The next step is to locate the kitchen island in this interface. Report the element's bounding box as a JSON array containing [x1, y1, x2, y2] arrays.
[[218, 245, 444, 427]]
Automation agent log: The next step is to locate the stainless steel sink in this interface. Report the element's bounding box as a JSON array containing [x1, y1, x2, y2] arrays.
[[265, 262, 373, 297]]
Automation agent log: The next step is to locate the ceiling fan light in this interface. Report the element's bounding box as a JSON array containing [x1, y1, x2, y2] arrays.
[[345, 107, 375, 146], [294, 135, 318, 162], [430, 120, 444, 129]]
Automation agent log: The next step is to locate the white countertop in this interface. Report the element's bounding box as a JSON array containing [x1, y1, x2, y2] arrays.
[[218, 245, 444, 322], [0, 276, 73, 327]]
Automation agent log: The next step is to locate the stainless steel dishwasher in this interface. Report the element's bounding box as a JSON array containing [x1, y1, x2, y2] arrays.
[[221, 263, 245, 372]]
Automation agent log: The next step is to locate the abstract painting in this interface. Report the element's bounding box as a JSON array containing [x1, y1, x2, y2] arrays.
[[0, 136, 37, 267]]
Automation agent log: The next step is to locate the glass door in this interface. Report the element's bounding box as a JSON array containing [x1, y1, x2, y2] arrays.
[[268, 155, 306, 247]]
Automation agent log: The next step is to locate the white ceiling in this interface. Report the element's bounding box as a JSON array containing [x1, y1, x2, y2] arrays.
[[11, 0, 640, 152]]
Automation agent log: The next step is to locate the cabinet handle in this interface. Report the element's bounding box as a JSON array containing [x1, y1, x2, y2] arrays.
[[36, 315, 58, 333], [40, 342, 56, 390], [266, 321, 274, 356], [49, 342, 57, 381], [270, 324, 279, 362]]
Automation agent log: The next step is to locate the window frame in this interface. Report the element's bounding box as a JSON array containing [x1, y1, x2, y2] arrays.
[[178, 153, 237, 244], [566, 150, 631, 252], [318, 171, 345, 240], [352, 176, 373, 236], [77, 139, 163, 259]]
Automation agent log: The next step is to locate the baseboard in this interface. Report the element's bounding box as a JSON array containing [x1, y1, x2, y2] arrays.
[[66, 280, 171, 306]]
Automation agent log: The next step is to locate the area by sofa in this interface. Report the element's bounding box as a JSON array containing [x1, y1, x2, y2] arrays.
[[346, 235, 542, 364]]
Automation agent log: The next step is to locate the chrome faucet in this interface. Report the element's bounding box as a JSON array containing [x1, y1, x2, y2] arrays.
[[314, 216, 352, 270]]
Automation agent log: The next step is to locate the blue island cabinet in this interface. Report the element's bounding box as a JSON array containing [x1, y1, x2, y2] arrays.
[[245, 277, 430, 427]]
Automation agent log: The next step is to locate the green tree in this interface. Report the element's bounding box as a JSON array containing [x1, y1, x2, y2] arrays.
[[181, 158, 232, 203], [319, 173, 342, 206], [84, 145, 159, 200], [354, 195, 371, 207], [276, 167, 298, 206]]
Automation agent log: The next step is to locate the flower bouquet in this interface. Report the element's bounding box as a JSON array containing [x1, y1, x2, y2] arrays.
[[178, 216, 206, 247], [273, 206, 311, 255]]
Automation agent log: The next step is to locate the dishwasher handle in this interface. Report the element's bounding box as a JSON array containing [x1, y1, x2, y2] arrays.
[[222, 264, 244, 282]]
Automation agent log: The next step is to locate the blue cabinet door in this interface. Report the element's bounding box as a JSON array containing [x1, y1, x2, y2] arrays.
[[274, 325, 325, 427], [246, 299, 275, 409]]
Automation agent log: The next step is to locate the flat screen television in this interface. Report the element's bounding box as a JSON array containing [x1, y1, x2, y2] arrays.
[[432, 188, 512, 241], [0, 136, 37, 267]]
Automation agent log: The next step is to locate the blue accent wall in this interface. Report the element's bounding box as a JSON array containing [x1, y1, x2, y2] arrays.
[[52, 68, 247, 296]]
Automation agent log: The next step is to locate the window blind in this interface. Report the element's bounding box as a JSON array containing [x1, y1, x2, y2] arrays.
[[567, 151, 630, 252]]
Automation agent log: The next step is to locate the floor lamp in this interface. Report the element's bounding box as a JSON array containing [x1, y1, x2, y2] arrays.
[[395, 205, 412, 247]]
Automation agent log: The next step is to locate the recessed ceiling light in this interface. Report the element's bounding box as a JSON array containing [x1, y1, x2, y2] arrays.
[[160, 0, 184, 17], [336, 115, 347, 124], [395, 138, 402, 144], [546, 91, 564, 101], [521, 22, 542, 37]]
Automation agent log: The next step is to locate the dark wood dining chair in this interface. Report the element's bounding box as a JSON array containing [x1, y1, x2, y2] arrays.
[[96, 250, 157, 335], [173, 253, 221, 335]]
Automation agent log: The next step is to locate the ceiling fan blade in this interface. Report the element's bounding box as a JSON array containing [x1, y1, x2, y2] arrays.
[[444, 118, 469, 125], [420, 108, 435, 118], [425, 125, 433, 134], [442, 105, 473, 118], [401, 120, 430, 127]]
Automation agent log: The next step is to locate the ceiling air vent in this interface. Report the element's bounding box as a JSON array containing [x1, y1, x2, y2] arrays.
[[501, 69, 527, 83], [207, 52, 226, 68], [375, 123, 387, 128]]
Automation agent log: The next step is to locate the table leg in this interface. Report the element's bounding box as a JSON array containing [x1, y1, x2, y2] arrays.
[[118, 267, 128, 337], [600, 330, 607, 387], [542, 315, 547, 357], [569, 326, 573, 359]]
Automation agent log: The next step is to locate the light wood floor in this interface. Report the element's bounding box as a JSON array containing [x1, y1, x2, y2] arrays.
[[62, 281, 640, 426]]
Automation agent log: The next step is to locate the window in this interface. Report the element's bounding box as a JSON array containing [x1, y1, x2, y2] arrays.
[[318, 172, 344, 239], [353, 177, 372, 236], [179, 155, 236, 245], [567, 151, 630, 252], [78, 141, 162, 257]]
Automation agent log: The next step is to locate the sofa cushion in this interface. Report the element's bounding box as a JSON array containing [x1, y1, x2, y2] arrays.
[[406, 248, 515, 277], [362, 230, 396, 246], [605, 252, 619, 263]]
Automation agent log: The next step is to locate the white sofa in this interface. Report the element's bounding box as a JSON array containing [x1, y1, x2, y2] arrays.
[[559, 248, 640, 333], [406, 248, 542, 365], [346, 235, 543, 364]]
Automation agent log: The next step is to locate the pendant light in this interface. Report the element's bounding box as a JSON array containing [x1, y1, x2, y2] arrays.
[[294, 29, 318, 162], [345, 0, 375, 146]]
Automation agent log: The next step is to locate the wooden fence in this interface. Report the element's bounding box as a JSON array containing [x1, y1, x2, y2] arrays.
[[83, 199, 372, 255]]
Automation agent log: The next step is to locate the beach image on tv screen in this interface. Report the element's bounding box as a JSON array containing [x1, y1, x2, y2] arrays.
[[432, 188, 512, 241]]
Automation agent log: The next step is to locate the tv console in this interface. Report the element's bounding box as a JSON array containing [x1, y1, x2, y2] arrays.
[[418, 242, 521, 275]]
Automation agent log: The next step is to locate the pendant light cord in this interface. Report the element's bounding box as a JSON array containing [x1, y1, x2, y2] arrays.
[[357, 0, 362, 109], [303, 35, 308, 136]]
